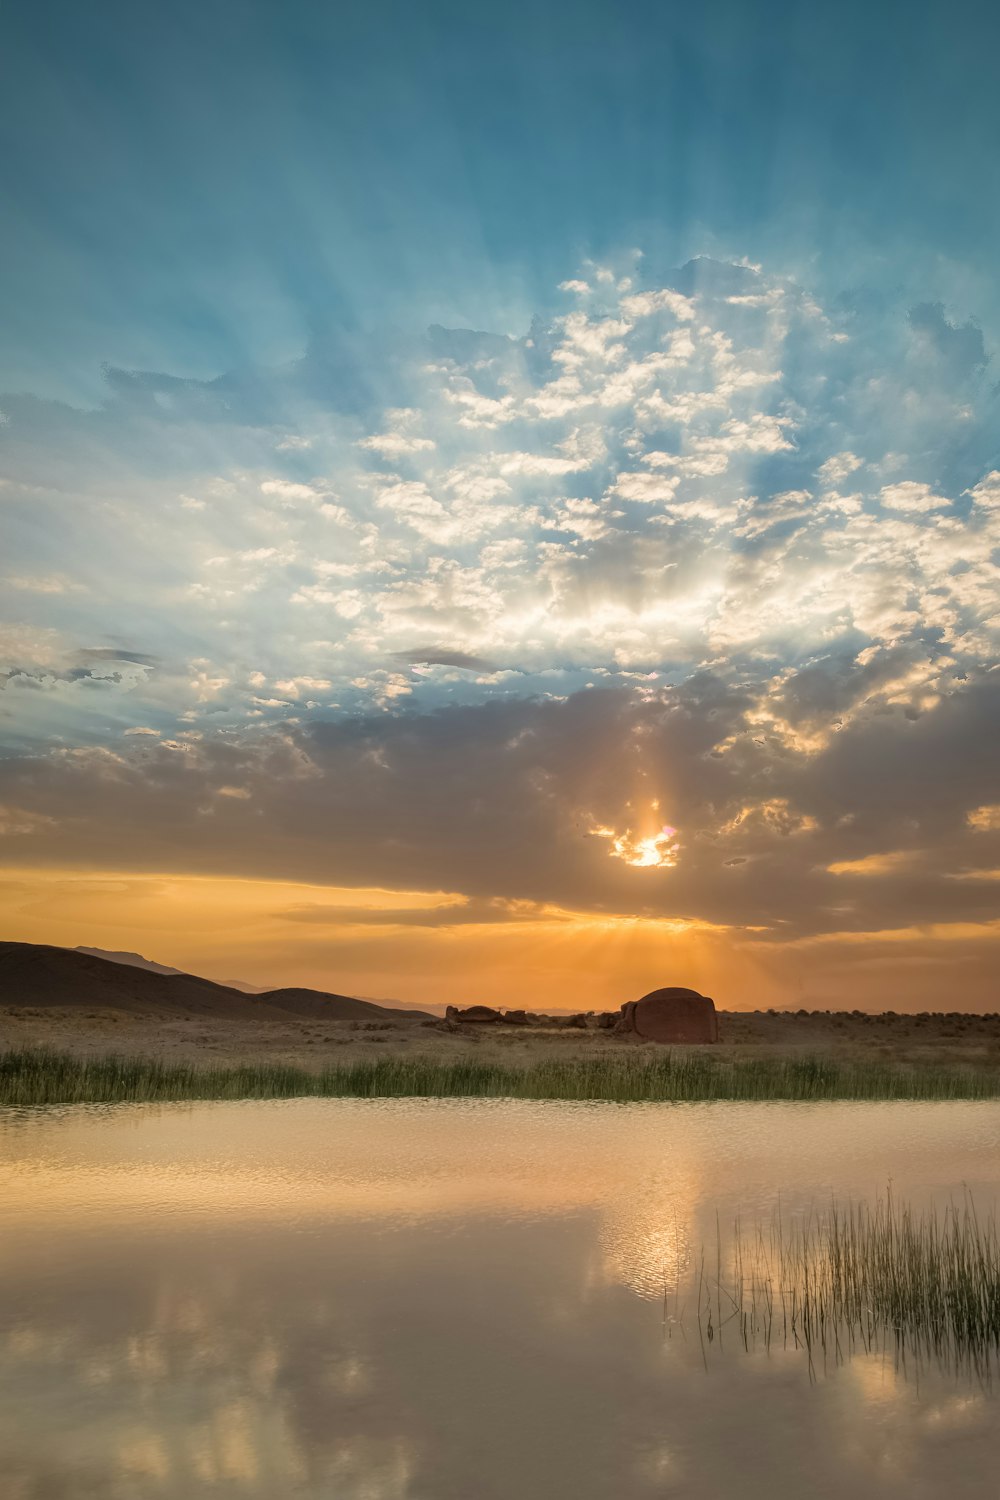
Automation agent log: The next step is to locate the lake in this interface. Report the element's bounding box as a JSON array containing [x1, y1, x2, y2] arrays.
[[2, 1098, 1000, 1498]]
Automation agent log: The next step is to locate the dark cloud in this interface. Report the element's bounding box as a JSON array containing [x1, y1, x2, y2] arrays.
[[665, 257, 762, 300], [2, 674, 998, 943], [393, 649, 497, 671], [2, 665, 127, 690], [77, 648, 158, 666], [908, 301, 989, 378], [278, 898, 539, 928]]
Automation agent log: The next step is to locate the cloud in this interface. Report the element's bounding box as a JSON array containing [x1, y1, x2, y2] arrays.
[[908, 302, 988, 378], [2, 669, 998, 949], [393, 649, 497, 671], [826, 851, 912, 876], [879, 481, 950, 513], [260, 478, 328, 503], [0, 804, 56, 835], [2, 254, 999, 1000], [817, 452, 862, 486], [358, 431, 436, 459], [3, 574, 82, 595], [77, 648, 158, 666]]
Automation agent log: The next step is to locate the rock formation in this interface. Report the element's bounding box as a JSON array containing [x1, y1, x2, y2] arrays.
[[614, 987, 719, 1043], [445, 1004, 503, 1022], [442, 993, 718, 1040]]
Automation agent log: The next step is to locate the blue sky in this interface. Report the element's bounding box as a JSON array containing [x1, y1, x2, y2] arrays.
[[2, 0, 1000, 1006], [3, 0, 999, 400]]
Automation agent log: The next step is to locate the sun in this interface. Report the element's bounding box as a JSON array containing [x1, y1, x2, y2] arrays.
[[590, 822, 680, 869]]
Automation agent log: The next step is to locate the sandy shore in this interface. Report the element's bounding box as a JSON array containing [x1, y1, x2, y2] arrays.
[[3, 1006, 1000, 1075]]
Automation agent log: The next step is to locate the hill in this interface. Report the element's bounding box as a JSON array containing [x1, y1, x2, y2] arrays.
[[0, 943, 430, 1022], [248, 987, 430, 1021], [74, 946, 187, 977]]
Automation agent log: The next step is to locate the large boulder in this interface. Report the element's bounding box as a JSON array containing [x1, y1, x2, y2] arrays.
[[447, 1004, 503, 1023], [615, 988, 719, 1043], [500, 1009, 530, 1025]]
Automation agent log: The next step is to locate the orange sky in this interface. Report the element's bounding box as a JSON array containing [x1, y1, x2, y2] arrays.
[[5, 864, 999, 1011]]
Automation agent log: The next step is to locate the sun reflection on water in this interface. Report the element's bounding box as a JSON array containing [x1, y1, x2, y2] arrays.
[[1, 1099, 1000, 1498]]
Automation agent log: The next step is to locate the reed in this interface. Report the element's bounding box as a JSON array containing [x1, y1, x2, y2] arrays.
[[1, 1046, 998, 1106], [696, 1192, 1000, 1375]]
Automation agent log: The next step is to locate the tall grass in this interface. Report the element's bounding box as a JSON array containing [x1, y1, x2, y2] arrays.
[[695, 1193, 1000, 1376], [1, 1046, 998, 1106]]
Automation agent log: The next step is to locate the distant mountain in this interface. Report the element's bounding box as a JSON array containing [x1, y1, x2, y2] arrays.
[[75, 946, 187, 977], [0, 943, 432, 1022], [74, 946, 426, 1006], [77, 946, 267, 993]]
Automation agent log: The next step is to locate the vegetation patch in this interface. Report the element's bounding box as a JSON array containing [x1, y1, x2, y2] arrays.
[[2, 1047, 999, 1106], [694, 1193, 1000, 1376]]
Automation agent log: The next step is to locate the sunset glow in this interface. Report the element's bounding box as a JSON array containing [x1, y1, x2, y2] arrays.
[[1, 0, 998, 1013]]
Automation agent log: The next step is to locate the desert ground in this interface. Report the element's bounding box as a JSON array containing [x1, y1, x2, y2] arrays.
[[4, 1004, 1000, 1075]]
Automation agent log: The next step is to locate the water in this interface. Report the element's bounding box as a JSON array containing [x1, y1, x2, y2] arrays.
[[2, 1098, 1000, 1498]]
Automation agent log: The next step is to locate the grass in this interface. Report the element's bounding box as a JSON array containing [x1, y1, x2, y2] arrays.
[[1, 1046, 999, 1106], [695, 1192, 1000, 1376]]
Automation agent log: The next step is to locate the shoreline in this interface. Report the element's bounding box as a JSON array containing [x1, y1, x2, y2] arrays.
[[3, 1005, 1000, 1105]]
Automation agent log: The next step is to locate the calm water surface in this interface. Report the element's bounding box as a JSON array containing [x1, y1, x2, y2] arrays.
[[3, 1098, 1000, 1499]]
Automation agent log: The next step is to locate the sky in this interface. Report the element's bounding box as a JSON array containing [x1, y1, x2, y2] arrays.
[[2, 0, 999, 1009]]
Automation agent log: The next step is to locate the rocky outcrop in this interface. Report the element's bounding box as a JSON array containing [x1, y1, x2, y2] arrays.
[[442, 995, 718, 1039], [614, 988, 719, 1043]]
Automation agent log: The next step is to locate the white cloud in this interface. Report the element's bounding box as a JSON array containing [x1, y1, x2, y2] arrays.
[[968, 472, 1000, 511], [619, 288, 696, 322], [357, 432, 436, 458], [274, 676, 333, 698], [879, 481, 951, 513], [442, 381, 517, 428], [607, 471, 681, 504], [3, 574, 81, 594], [3, 253, 998, 753], [818, 452, 863, 485], [260, 478, 327, 503]]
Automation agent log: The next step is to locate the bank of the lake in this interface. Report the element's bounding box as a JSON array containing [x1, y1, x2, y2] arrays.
[[2, 1045, 999, 1105]]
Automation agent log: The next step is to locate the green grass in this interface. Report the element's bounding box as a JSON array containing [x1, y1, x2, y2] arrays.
[[697, 1192, 1000, 1373], [1, 1046, 999, 1106]]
